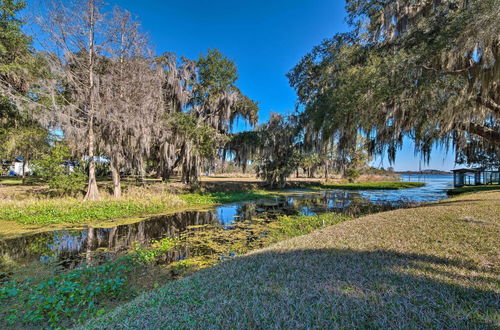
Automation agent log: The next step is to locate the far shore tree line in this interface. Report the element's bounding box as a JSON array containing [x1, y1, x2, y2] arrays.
[[1, 0, 498, 199]]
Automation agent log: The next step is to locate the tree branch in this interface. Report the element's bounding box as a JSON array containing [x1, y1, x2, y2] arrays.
[[459, 123, 500, 147], [476, 95, 500, 118], [421, 61, 474, 75]]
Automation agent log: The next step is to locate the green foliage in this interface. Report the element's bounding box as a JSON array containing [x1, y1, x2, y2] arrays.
[[167, 112, 227, 159], [32, 144, 87, 196], [254, 114, 302, 188], [289, 0, 499, 166], [196, 48, 238, 99], [344, 168, 360, 182], [447, 185, 500, 196], [0, 0, 31, 71], [0, 191, 270, 226], [269, 213, 351, 240], [0, 258, 137, 327], [179, 191, 271, 205], [133, 237, 177, 264], [0, 193, 185, 225], [0, 125, 49, 159]]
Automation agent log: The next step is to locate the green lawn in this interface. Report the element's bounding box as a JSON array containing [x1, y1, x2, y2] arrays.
[[83, 190, 500, 329], [447, 184, 500, 196]]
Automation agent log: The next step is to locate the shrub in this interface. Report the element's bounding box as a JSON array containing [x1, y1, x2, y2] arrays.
[[344, 168, 361, 182], [32, 145, 87, 196]]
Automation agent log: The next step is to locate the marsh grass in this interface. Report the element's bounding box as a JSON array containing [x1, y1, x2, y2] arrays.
[[83, 191, 500, 329], [0, 190, 274, 226], [0, 194, 185, 225]]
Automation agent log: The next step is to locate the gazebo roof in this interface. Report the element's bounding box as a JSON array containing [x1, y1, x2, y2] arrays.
[[451, 168, 480, 173]]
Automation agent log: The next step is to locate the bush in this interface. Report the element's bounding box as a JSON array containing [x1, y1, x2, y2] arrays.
[[33, 145, 87, 196], [344, 168, 360, 182]]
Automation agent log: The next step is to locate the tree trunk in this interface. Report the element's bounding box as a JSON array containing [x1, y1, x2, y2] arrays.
[[221, 149, 227, 173], [324, 164, 329, 180], [110, 159, 121, 198], [139, 156, 146, 184], [85, 226, 95, 266], [85, 118, 100, 200], [84, 2, 100, 201]]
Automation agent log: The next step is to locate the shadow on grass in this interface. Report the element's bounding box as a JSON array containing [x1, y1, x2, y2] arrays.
[[85, 248, 499, 329]]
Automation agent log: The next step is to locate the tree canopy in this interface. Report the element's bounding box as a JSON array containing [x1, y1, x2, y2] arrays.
[[289, 0, 499, 167]]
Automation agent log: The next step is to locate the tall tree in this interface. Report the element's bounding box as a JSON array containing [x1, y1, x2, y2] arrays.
[[158, 49, 258, 184], [255, 114, 301, 187], [0, 0, 32, 99], [98, 8, 163, 197], [0, 0, 48, 175], [37, 0, 106, 200], [37, 0, 163, 199], [289, 0, 499, 166]]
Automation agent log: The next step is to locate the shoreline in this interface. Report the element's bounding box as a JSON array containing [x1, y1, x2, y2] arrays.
[[0, 181, 425, 239]]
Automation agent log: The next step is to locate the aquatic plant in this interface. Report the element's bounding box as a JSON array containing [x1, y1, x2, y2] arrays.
[[0, 258, 138, 328], [133, 237, 178, 264]]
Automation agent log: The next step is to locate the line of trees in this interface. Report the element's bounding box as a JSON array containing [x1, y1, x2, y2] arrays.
[[2, 0, 497, 196], [1, 0, 258, 199]]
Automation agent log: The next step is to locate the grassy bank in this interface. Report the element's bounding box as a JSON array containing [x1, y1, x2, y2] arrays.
[[0, 191, 274, 227], [447, 184, 500, 196], [84, 190, 500, 329], [0, 181, 420, 231]]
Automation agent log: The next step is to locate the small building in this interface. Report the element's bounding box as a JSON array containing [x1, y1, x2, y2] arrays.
[[2, 157, 33, 176], [452, 168, 500, 188]]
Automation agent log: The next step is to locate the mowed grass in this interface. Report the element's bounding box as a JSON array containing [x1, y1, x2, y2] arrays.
[[0, 191, 271, 225], [314, 181, 425, 190], [84, 190, 500, 329], [448, 184, 500, 196]]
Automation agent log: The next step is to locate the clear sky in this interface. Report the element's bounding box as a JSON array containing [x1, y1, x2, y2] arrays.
[[29, 0, 457, 171]]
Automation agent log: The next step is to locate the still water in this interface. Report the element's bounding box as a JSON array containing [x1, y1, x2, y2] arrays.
[[0, 175, 453, 270]]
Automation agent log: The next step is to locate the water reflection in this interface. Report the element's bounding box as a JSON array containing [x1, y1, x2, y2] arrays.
[[0, 176, 452, 270]]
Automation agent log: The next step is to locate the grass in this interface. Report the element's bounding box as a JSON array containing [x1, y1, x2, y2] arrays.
[[0, 191, 273, 227], [447, 184, 500, 196], [312, 181, 425, 190], [179, 190, 273, 205], [0, 178, 23, 186], [0, 195, 185, 225], [83, 190, 500, 329]]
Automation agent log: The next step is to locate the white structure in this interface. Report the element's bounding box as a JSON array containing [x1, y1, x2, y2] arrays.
[[7, 157, 33, 176]]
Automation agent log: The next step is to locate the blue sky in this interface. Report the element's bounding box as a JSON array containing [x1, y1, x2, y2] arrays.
[[29, 0, 456, 171]]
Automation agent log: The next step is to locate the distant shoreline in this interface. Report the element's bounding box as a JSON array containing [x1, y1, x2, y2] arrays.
[[396, 171, 451, 175]]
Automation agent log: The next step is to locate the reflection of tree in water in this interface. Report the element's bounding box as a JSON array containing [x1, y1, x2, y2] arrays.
[[0, 192, 409, 271], [0, 211, 219, 269], [244, 191, 390, 219]]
